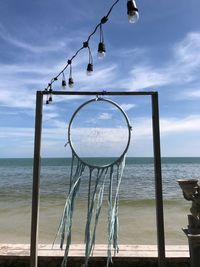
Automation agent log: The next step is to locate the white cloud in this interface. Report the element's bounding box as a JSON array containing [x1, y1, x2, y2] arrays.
[[2, 30, 200, 111], [1, 114, 200, 157], [133, 118, 152, 139], [174, 32, 200, 68], [178, 89, 200, 100], [127, 66, 169, 90], [1, 115, 200, 141], [0, 23, 68, 53], [160, 115, 200, 135], [116, 31, 200, 91], [0, 67, 85, 109], [0, 127, 34, 139], [0, 63, 56, 77], [0, 88, 36, 109], [98, 112, 112, 120], [76, 65, 118, 90], [120, 103, 137, 111], [48, 120, 68, 129], [118, 47, 146, 58], [132, 114, 200, 140], [43, 112, 60, 121], [0, 126, 66, 143], [1, 30, 200, 157]]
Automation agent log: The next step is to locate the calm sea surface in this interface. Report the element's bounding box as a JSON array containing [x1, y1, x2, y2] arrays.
[[0, 157, 200, 245]]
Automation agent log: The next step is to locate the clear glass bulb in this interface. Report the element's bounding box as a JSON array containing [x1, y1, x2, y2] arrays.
[[98, 51, 106, 59], [68, 78, 74, 88], [69, 83, 74, 88], [98, 42, 106, 59], [87, 70, 93, 76], [62, 79, 67, 89], [127, 0, 139, 24], [128, 11, 139, 23], [87, 63, 93, 76]]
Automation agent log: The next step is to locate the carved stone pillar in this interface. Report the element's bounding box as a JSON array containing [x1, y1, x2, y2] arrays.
[[178, 180, 200, 267]]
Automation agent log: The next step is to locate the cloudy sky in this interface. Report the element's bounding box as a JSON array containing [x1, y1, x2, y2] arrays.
[[0, 0, 200, 158]]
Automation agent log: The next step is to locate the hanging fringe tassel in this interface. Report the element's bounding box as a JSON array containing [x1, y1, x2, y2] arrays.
[[107, 155, 126, 267], [84, 168, 108, 266], [56, 153, 126, 267], [55, 154, 85, 267]]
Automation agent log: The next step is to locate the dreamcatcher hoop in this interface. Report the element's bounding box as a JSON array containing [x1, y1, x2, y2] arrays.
[[68, 97, 132, 168], [57, 97, 132, 267]]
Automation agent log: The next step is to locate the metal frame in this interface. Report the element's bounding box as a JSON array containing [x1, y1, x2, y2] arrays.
[[30, 90, 165, 267]]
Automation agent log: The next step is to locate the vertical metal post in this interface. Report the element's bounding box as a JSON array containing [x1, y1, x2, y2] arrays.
[[151, 92, 166, 267], [30, 91, 43, 267]]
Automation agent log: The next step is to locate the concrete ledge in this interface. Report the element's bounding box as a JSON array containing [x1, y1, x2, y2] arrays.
[[0, 244, 190, 267], [0, 244, 190, 257]]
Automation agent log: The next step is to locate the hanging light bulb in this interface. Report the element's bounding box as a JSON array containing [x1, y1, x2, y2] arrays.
[[86, 63, 93, 76], [87, 46, 93, 76], [68, 77, 74, 88], [98, 24, 106, 59], [48, 83, 52, 93], [98, 42, 106, 58], [62, 72, 67, 89], [127, 0, 139, 23], [62, 79, 67, 88], [68, 61, 74, 88]]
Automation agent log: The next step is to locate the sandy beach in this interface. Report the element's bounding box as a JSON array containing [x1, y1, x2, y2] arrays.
[[0, 198, 190, 245]]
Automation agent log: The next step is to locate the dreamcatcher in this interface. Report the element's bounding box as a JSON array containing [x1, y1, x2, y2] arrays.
[[56, 97, 132, 267]]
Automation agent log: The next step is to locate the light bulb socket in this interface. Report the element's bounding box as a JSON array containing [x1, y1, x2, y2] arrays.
[[46, 100, 49, 105], [87, 63, 93, 72], [98, 42, 106, 53], [127, 0, 138, 14], [68, 77, 74, 88], [87, 63, 93, 75], [49, 96, 53, 102]]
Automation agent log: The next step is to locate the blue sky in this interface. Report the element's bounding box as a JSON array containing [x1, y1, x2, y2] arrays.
[[0, 0, 200, 158]]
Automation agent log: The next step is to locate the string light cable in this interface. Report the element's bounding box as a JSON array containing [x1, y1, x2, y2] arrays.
[[44, 0, 139, 104]]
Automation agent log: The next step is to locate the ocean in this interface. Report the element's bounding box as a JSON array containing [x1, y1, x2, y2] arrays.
[[0, 157, 200, 246]]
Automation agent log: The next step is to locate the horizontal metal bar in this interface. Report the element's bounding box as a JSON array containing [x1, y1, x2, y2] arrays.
[[41, 90, 157, 96]]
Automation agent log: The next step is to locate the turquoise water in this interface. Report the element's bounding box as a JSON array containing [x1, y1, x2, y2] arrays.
[[0, 157, 199, 245], [1, 157, 200, 199]]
